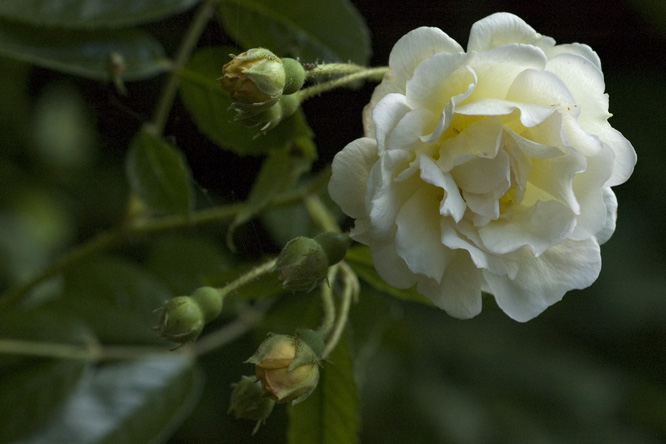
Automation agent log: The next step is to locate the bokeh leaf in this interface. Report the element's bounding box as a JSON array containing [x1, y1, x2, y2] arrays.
[[178, 46, 313, 156], [126, 127, 194, 216], [18, 355, 201, 444], [345, 246, 433, 306], [57, 256, 172, 345], [0, 19, 167, 80], [0, 0, 200, 28], [287, 333, 359, 444], [217, 0, 371, 64], [0, 359, 90, 443], [0, 309, 94, 442]]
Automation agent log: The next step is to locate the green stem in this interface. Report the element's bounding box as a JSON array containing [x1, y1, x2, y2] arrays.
[[317, 265, 338, 338], [322, 262, 358, 359], [217, 258, 278, 300], [0, 169, 330, 310], [0, 339, 179, 361], [151, 0, 217, 134], [296, 66, 389, 102], [304, 194, 341, 233], [304, 62, 369, 80]]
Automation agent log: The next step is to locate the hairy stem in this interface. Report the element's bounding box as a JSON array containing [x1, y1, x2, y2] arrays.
[[296, 66, 388, 102], [322, 262, 358, 359]]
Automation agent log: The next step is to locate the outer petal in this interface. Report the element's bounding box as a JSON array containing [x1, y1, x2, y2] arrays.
[[467, 12, 553, 52], [484, 238, 601, 322], [389, 26, 464, 88], [329, 138, 377, 219], [416, 252, 484, 319], [595, 187, 617, 245]]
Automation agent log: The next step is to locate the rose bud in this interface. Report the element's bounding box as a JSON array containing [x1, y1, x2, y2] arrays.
[[246, 334, 320, 404], [157, 295, 204, 345], [220, 48, 285, 108], [274, 232, 350, 292], [228, 375, 275, 435], [157, 286, 223, 346]]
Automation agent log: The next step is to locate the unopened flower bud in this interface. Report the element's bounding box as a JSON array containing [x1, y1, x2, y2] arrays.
[[220, 48, 285, 108], [158, 295, 204, 345], [228, 375, 275, 435], [275, 232, 350, 292], [246, 334, 320, 404], [157, 287, 223, 345]]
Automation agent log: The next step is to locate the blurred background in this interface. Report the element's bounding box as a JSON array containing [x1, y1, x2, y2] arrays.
[[1, 0, 664, 443]]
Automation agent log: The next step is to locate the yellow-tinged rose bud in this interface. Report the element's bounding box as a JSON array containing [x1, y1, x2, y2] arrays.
[[275, 232, 350, 292], [246, 334, 320, 404], [221, 48, 284, 103], [228, 375, 275, 435]]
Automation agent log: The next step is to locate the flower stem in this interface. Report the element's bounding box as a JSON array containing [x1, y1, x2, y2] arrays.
[[296, 66, 389, 102], [151, 0, 216, 135], [322, 262, 358, 359], [0, 169, 330, 310], [217, 258, 278, 300], [304, 194, 341, 233], [304, 62, 369, 80], [317, 265, 339, 338]]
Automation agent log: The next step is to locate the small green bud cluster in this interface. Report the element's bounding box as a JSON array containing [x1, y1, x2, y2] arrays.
[[275, 232, 350, 292], [245, 333, 322, 404], [220, 48, 306, 132], [157, 286, 222, 346]]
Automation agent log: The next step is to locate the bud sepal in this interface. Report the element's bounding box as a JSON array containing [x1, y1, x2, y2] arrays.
[[228, 375, 276, 435]]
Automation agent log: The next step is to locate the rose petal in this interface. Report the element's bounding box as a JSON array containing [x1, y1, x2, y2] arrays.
[[329, 137, 377, 219], [370, 240, 417, 289], [455, 98, 556, 128], [595, 188, 617, 245], [418, 154, 466, 222], [479, 200, 576, 256], [389, 26, 464, 88], [416, 252, 483, 319], [484, 238, 601, 322], [396, 186, 454, 282], [373, 93, 412, 153], [467, 12, 554, 52]]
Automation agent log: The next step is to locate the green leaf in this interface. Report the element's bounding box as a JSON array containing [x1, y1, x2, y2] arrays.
[[0, 359, 90, 443], [0, 0, 200, 28], [227, 141, 315, 248], [345, 246, 433, 306], [58, 256, 172, 345], [126, 127, 194, 216], [145, 235, 231, 295], [0, 19, 166, 80], [179, 46, 314, 155], [217, 0, 371, 64], [18, 355, 201, 444], [287, 333, 359, 444]]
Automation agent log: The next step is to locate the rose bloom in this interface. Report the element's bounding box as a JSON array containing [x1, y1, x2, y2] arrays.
[[329, 13, 636, 321]]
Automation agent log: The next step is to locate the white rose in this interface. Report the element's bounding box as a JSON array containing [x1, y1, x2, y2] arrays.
[[328, 13, 636, 321]]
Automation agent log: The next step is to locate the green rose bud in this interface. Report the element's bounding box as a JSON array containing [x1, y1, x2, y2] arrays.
[[157, 286, 223, 346], [246, 334, 320, 404], [157, 295, 204, 345], [275, 232, 350, 292], [228, 375, 275, 435]]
